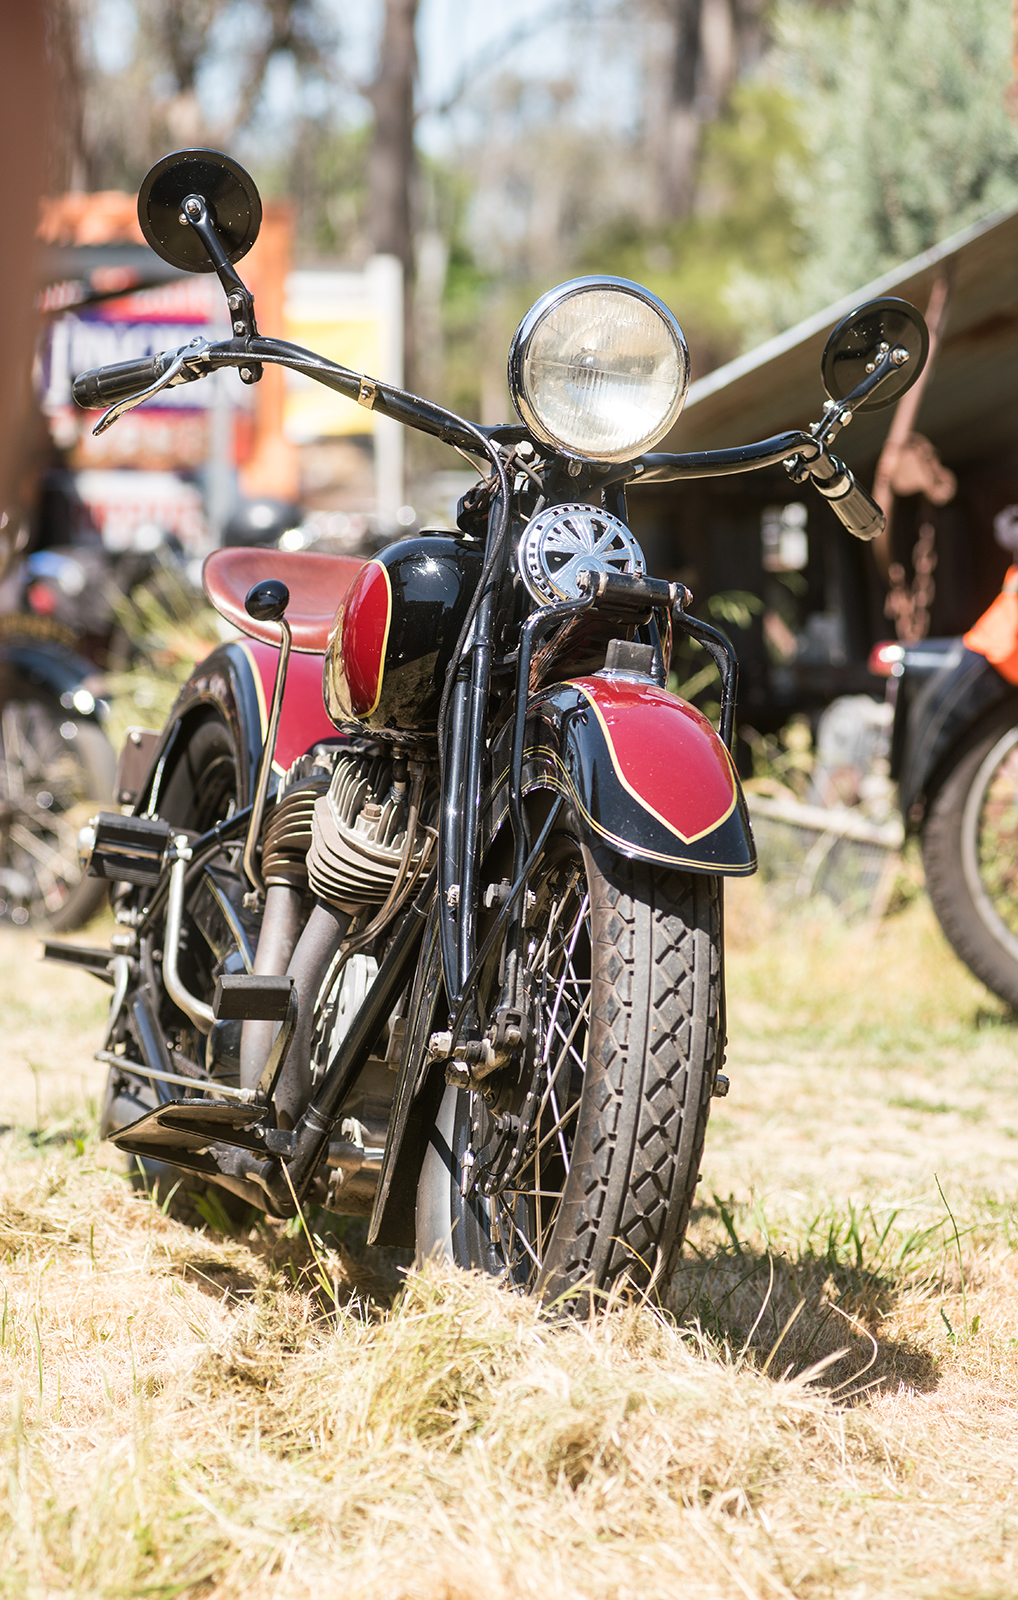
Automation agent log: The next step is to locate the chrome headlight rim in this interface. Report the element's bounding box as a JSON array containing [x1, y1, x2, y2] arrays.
[[507, 275, 690, 465]]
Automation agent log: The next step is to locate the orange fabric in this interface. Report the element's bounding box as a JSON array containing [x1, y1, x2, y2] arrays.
[[963, 566, 1018, 684]]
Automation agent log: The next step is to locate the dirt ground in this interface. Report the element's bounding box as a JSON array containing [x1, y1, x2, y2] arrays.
[[1, 883, 1018, 1598]]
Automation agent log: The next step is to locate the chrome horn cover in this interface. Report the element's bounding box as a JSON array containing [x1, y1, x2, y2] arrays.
[[517, 502, 646, 605]]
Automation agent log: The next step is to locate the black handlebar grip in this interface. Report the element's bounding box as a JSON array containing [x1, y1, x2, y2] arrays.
[[812, 461, 886, 542], [71, 350, 175, 410]]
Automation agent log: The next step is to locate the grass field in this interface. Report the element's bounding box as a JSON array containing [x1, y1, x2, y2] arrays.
[[2, 880, 1018, 1599]]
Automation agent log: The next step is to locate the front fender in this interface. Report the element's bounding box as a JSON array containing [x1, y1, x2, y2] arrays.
[[490, 674, 756, 875]]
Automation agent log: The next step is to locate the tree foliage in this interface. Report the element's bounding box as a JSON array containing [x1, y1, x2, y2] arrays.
[[70, 0, 340, 193], [56, 0, 1018, 418], [757, 0, 1018, 330]]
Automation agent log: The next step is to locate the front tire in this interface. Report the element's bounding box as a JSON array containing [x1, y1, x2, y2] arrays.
[[416, 821, 722, 1301], [923, 706, 1018, 1009]]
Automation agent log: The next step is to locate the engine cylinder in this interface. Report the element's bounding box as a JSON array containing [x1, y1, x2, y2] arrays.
[[262, 781, 329, 887], [307, 747, 434, 913]]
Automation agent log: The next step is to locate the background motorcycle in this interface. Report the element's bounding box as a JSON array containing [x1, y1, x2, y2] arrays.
[[877, 559, 1018, 1010], [0, 527, 116, 930], [48, 148, 928, 1300], [0, 487, 212, 931]]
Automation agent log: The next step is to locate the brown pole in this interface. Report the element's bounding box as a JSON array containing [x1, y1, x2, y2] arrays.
[[366, 0, 419, 385], [870, 273, 950, 582], [0, 2, 51, 572]]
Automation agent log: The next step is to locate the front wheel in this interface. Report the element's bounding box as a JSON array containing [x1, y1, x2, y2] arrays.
[[415, 822, 722, 1302], [922, 706, 1018, 1009]]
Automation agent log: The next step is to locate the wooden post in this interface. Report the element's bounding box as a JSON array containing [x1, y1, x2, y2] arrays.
[[871, 273, 950, 581], [1008, 0, 1018, 122]]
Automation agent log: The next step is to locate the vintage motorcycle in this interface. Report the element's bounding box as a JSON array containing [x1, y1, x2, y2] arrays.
[[874, 571, 1018, 1011], [46, 150, 928, 1299], [0, 545, 116, 932]]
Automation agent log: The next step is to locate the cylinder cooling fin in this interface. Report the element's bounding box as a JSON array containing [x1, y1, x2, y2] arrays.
[[258, 747, 342, 890], [262, 743, 436, 916], [261, 752, 335, 889], [307, 747, 435, 912]]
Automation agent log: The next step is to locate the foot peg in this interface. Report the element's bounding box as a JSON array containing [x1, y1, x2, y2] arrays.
[[213, 972, 295, 1021], [213, 974, 298, 1101]]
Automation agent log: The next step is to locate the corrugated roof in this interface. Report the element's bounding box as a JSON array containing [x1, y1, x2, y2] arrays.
[[664, 202, 1018, 467]]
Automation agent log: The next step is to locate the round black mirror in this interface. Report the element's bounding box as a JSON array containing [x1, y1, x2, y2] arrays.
[[138, 149, 262, 274], [821, 297, 930, 413]]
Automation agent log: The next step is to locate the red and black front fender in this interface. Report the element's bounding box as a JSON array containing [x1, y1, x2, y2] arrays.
[[489, 674, 756, 875]]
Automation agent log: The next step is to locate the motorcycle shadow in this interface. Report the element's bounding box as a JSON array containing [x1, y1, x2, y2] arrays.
[[670, 1207, 940, 1399], [131, 1163, 411, 1312]]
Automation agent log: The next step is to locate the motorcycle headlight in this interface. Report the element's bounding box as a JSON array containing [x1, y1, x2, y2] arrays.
[[508, 277, 690, 464]]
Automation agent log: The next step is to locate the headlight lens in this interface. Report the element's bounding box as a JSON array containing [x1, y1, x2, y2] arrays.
[[508, 277, 690, 463]]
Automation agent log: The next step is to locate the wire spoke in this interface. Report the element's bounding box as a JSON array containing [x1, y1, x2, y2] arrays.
[[476, 859, 595, 1289]]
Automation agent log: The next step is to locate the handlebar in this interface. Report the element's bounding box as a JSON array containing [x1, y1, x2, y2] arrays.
[[633, 437, 884, 541], [72, 334, 497, 458], [69, 339, 886, 542], [793, 448, 885, 542], [72, 350, 178, 409]]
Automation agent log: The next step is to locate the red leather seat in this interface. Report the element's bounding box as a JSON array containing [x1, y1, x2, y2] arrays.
[[202, 547, 366, 654]]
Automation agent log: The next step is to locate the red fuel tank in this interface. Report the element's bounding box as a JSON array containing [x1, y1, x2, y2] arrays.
[[324, 534, 483, 741]]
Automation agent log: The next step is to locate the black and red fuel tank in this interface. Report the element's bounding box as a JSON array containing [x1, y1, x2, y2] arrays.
[[323, 534, 483, 740]]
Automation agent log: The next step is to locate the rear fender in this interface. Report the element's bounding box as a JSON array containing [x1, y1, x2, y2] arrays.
[[898, 645, 1018, 826], [489, 674, 756, 875], [137, 640, 340, 815]]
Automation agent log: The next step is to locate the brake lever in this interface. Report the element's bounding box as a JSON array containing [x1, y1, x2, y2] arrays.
[[92, 336, 211, 436]]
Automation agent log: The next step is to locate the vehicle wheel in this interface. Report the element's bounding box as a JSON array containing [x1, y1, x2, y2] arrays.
[[0, 693, 115, 931], [154, 712, 239, 834], [108, 712, 249, 1226], [923, 706, 1018, 1009], [415, 818, 722, 1302]]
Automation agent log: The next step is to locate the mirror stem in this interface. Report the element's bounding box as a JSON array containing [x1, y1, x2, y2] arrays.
[[181, 192, 262, 383], [813, 345, 909, 447]]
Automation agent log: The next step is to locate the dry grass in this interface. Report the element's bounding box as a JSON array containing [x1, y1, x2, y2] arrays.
[[2, 888, 1018, 1598]]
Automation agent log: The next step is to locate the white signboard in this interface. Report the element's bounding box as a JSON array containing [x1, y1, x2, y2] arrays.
[[284, 256, 404, 517]]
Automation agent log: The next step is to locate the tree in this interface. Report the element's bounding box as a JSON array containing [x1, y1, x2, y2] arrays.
[[364, 0, 419, 380], [365, 0, 418, 276], [756, 0, 1018, 330], [641, 0, 767, 220], [68, 0, 339, 192]]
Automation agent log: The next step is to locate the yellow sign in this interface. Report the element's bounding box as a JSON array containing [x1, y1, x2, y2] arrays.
[[283, 316, 379, 439], [283, 263, 402, 444]]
